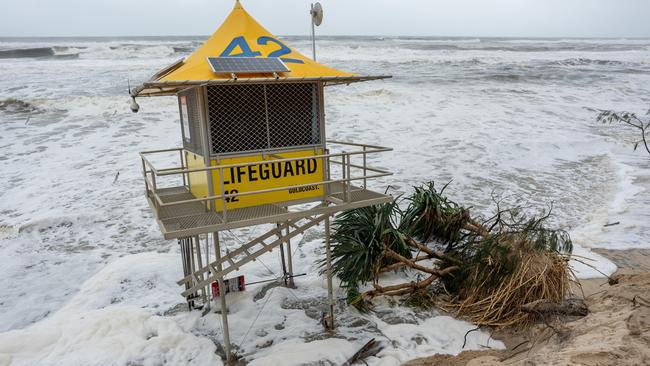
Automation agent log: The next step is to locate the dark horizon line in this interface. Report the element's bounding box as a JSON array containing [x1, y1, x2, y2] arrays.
[[1, 34, 650, 40]]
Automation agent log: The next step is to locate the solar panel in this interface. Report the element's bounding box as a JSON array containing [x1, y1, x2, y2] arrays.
[[207, 57, 290, 75]]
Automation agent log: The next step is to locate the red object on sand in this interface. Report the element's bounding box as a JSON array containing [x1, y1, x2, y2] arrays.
[[212, 275, 246, 298]]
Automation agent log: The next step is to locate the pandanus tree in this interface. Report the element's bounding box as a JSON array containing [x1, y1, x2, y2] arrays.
[[325, 181, 575, 327]]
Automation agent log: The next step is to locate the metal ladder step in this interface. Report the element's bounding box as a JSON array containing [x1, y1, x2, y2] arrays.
[[179, 214, 326, 298]]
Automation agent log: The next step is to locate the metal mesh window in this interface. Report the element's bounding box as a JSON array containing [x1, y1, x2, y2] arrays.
[[208, 85, 267, 154], [267, 83, 320, 149], [179, 88, 202, 154], [207, 83, 321, 155]]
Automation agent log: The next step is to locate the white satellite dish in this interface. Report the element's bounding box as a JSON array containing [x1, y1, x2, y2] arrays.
[[311, 2, 323, 26]]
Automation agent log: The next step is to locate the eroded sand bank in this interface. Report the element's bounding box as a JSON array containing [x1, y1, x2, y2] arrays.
[[405, 249, 650, 366]]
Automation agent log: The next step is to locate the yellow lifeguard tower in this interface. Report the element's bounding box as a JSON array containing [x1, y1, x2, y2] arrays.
[[131, 1, 392, 361]]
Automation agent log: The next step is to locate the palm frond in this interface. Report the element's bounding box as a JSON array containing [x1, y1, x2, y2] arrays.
[[324, 200, 410, 290], [401, 181, 469, 244]]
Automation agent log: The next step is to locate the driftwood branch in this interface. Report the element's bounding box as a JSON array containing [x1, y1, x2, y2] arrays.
[[521, 298, 588, 317], [364, 274, 438, 299], [384, 249, 457, 276], [342, 338, 383, 366], [379, 254, 431, 273], [406, 238, 463, 266]]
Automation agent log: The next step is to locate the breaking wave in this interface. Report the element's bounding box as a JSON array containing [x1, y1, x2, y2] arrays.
[[1, 37, 648, 63], [549, 58, 625, 66], [0, 46, 81, 59], [0, 98, 40, 114], [0, 47, 55, 58], [402, 43, 649, 52]]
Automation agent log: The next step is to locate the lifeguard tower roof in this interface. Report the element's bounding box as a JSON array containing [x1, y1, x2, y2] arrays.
[[132, 0, 389, 97]]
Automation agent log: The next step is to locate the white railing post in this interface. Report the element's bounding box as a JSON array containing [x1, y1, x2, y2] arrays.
[[151, 172, 158, 209], [341, 151, 346, 195], [179, 149, 187, 187], [346, 153, 352, 202], [141, 157, 149, 196], [219, 167, 228, 222], [363, 145, 367, 189]]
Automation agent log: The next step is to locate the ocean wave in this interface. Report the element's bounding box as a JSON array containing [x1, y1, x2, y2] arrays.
[[0, 47, 54, 58], [2, 37, 647, 63], [0, 46, 82, 60], [402, 43, 647, 52], [52, 53, 80, 60], [82, 44, 176, 59], [173, 46, 194, 54], [394, 37, 482, 44], [0, 43, 178, 60], [352, 88, 395, 98], [550, 58, 625, 66], [0, 98, 40, 114], [497, 38, 650, 45]]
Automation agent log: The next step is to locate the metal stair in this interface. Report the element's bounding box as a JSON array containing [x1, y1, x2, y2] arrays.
[[177, 213, 327, 297]]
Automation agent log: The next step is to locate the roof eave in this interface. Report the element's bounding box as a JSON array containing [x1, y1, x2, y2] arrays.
[[132, 75, 392, 97]]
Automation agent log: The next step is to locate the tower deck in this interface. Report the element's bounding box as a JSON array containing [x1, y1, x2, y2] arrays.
[[140, 141, 393, 239]]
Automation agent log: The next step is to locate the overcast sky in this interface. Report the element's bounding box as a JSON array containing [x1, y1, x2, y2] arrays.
[[1, 0, 650, 38]]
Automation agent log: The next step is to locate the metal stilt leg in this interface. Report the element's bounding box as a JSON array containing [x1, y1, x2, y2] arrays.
[[180, 238, 194, 310], [324, 214, 335, 329], [194, 236, 206, 305], [277, 223, 288, 286], [203, 235, 212, 313], [213, 232, 232, 363], [189, 238, 199, 307], [285, 221, 295, 288]]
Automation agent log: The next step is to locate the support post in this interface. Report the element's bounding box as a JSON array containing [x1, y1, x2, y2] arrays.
[[324, 214, 335, 329], [212, 232, 232, 363], [188, 237, 200, 309], [285, 221, 295, 288], [203, 235, 212, 312], [180, 238, 193, 310], [277, 223, 288, 286], [310, 3, 317, 61], [194, 236, 207, 304]]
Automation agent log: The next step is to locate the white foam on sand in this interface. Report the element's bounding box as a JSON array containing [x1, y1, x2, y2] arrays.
[[568, 244, 618, 279], [375, 316, 500, 365], [0, 246, 502, 366], [0, 307, 220, 366], [0, 253, 222, 366], [569, 150, 650, 279], [248, 338, 357, 366]]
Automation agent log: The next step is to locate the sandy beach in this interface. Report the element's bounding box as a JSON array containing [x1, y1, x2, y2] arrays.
[[405, 249, 650, 366]]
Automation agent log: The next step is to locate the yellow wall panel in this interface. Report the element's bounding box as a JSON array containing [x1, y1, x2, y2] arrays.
[[210, 149, 324, 211], [186, 151, 209, 200]]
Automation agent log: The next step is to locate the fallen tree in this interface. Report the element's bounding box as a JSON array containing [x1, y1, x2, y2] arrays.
[[325, 181, 578, 327]]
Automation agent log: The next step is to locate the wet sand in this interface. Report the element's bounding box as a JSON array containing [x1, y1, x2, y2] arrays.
[[593, 248, 650, 273]]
